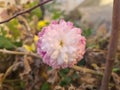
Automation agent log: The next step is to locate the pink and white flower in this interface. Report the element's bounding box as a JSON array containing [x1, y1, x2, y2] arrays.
[[37, 20, 86, 69]]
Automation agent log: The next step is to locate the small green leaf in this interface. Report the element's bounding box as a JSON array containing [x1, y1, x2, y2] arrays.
[[112, 68, 120, 72], [25, 2, 42, 19], [0, 36, 15, 49], [13, 41, 22, 47], [77, 59, 86, 66], [0, 27, 7, 36], [41, 82, 50, 90], [60, 77, 72, 86], [72, 72, 79, 80], [59, 68, 70, 77], [83, 28, 92, 38], [52, 11, 63, 19], [20, 81, 25, 89], [7, 19, 20, 39]]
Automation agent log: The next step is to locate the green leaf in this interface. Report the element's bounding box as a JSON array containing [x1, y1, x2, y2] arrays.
[[7, 19, 20, 39], [72, 72, 79, 80], [83, 28, 92, 38], [13, 41, 22, 47], [52, 11, 63, 19], [0, 36, 15, 49], [31, 8, 42, 19], [41, 83, 50, 90], [59, 68, 70, 77], [25, 2, 42, 19], [77, 59, 86, 66], [60, 77, 72, 86], [0, 27, 7, 36], [20, 81, 25, 89], [112, 68, 120, 72]]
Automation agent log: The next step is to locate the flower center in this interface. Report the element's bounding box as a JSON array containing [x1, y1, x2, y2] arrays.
[[59, 40, 64, 47]]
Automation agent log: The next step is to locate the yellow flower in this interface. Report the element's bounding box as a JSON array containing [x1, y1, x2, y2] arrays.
[[23, 44, 35, 52], [34, 35, 39, 43], [37, 20, 48, 29], [23, 35, 39, 52]]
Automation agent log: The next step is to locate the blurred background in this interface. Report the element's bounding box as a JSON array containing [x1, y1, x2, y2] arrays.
[[0, 0, 120, 90]]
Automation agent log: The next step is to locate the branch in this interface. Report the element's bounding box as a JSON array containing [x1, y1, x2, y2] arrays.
[[0, 0, 53, 24], [72, 65, 103, 76], [100, 0, 120, 90], [0, 49, 41, 59]]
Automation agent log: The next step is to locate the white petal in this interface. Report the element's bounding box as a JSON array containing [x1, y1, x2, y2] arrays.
[[62, 53, 68, 63], [51, 50, 59, 59]]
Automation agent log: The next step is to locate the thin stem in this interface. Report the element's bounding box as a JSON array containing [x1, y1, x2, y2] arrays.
[[39, 0, 45, 20], [100, 0, 120, 90], [0, 0, 53, 24], [0, 49, 41, 58]]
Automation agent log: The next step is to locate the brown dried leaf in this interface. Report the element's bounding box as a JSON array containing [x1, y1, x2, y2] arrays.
[[0, 9, 9, 21], [22, 55, 31, 76], [81, 74, 96, 84], [54, 86, 65, 90], [112, 73, 120, 86], [76, 86, 84, 90], [96, 23, 107, 38], [78, 83, 97, 90], [0, 73, 4, 84], [47, 69, 60, 84], [68, 84, 76, 90], [85, 49, 106, 67], [0, 1, 5, 7]]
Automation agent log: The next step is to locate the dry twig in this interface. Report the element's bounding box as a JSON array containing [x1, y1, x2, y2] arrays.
[[0, 49, 41, 58], [0, 0, 53, 24], [72, 65, 103, 76]]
